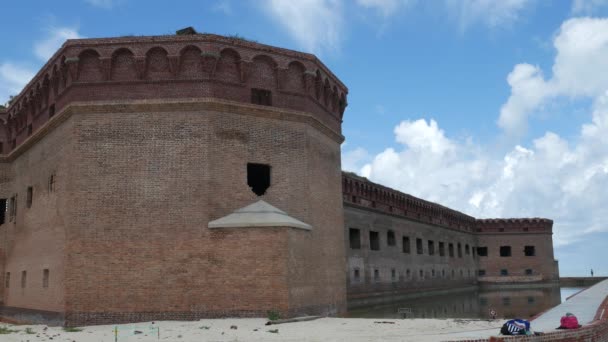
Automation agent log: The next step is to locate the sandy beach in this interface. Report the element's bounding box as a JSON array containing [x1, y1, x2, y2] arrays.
[[0, 317, 507, 342]]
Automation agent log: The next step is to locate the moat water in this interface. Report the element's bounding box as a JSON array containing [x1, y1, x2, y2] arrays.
[[347, 286, 584, 319]]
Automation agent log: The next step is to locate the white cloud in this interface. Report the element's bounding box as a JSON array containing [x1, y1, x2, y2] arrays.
[[444, 0, 531, 31], [499, 17, 608, 136], [572, 0, 608, 14], [260, 0, 344, 54], [34, 26, 82, 61], [85, 0, 118, 9], [342, 147, 371, 173], [0, 63, 35, 105], [356, 0, 416, 17], [354, 105, 608, 247]]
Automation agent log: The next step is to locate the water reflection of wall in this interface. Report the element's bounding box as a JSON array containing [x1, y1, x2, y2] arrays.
[[347, 286, 561, 319], [478, 287, 561, 320]]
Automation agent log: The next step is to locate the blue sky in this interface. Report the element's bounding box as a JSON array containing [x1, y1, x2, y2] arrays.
[[2, 0, 608, 277]]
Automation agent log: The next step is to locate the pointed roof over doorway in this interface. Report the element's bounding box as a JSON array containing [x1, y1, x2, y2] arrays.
[[208, 200, 312, 230]]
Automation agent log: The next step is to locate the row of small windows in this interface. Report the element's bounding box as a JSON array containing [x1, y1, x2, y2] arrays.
[[476, 245, 536, 257], [350, 228, 475, 258], [5, 269, 50, 289], [0, 173, 56, 225], [477, 269, 535, 276], [351, 267, 477, 283]]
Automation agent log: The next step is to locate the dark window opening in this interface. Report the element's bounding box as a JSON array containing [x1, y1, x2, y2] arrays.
[[465, 244, 470, 255], [27, 124, 32, 136], [349, 228, 361, 249], [449, 243, 454, 257], [369, 231, 380, 251], [527, 296, 535, 304], [0, 142, 3, 154], [251, 88, 272, 106], [416, 238, 423, 254], [432, 269, 435, 277], [48, 174, 56, 192], [500, 269, 508, 276], [419, 269, 423, 279], [391, 269, 396, 281], [49, 104, 56, 118], [524, 245, 536, 256], [525, 269, 533, 275], [26, 186, 33, 208], [402, 236, 410, 253], [11, 139, 16, 150], [10, 194, 17, 223], [439, 242, 445, 256], [0, 198, 6, 225], [21, 270, 26, 288], [374, 269, 379, 280], [387, 230, 396, 246], [457, 243, 462, 258], [477, 247, 488, 256], [499, 228, 504, 232], [428, 240, 435, 255], [478, 269, 486, 276], [406, 269, 411, 278], [502, 297, 511, 306], [247, 163, 270, 196], [353, 269, 360, 282], [43, 269, 49, 288], [500, 246, 512, 257], [5, 272, 9, 288]]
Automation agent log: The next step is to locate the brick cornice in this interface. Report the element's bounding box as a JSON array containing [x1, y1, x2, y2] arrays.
[[0, 98, 344, 163]]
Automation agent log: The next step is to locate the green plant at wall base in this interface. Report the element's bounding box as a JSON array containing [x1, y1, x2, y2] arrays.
[[267, 329, 279, 333], [267, 310, 281, 321], [63, 327, 83, 332], [25, 327, 35, 334], [0, 326, 19, 334]]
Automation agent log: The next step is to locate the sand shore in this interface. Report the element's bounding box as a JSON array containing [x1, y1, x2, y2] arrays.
[[0, 317, 506, 342]]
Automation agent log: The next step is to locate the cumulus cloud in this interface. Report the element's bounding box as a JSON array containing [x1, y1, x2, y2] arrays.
[[499, 17, 608, 136], [355, 107, 608, 248], [34, 26, 82, 61], [260, 0, 344, 54], [0, 63, 35, 105], [444, 0, 531, 31]]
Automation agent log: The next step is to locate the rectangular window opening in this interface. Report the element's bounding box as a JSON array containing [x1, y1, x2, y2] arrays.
[[353, 269, 360, 282], [402, 236, 410, 253], [439, 242, 445, 257], [524, 245, 536, 256], [465, 244, 470, 255], [247, 163, 270, 196], [500, 246, 512, 257], [428, 240, 435, 255], [49, 104, 56, 118], [387, 230, 396, 246], [416, 238, 423, 254], [251, 88, 272, 106], [449, 243, 454, 257], [43, 269, 49, 288], [26, 186, 33, 208], [349, 228, 361, 249], [457, 243, 462, 258], [500, 269, 508, 276], [525, 269, 533, 275], [21, 270, 26, 288], [477, 247, 488, 257], [27, 124, 32, 136], [369, 231, 380, 251], [5, 272, 9, 288], [48, 174, 56, 192], [0, 198, 6, 225], [478, 269, 486, 276]]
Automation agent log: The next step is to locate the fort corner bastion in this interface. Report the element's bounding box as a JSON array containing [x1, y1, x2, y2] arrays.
[[0, 31, 557, 326]]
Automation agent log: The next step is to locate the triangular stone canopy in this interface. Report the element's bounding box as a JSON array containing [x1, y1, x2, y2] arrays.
[[208, 200, 312, 230]]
